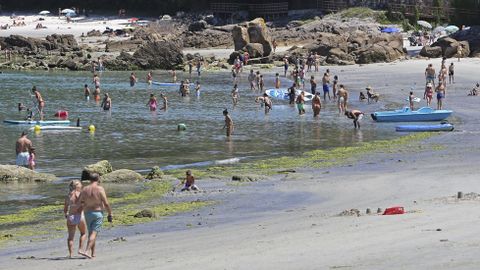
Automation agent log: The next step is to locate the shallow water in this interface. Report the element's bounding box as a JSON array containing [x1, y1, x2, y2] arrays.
[[0, 69, 398, 214]]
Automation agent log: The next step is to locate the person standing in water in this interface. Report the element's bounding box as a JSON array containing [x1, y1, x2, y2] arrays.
[[146, 93, 157, 111], [28, 147, 36, 170], [263, 93, 272, 114], [275, 73, 281, 89], [424, 83, 434, 107], [312, 92, 322, 118], [332, 75, 339, 101], [84, 84, 91, 100], [196, 60, 202, 76], [129, 72, 137, 87], [296, 91, 306, 115], [248, 70, 256, 91], [223, 109, 234, 137], [337, 84, 348, 114], [146, 71, 153, 86], [425, 64, 436, 89], [345, 110, 364, 129], [322, 72, 331, 101], [409, 91, 416, 111], [259, 75, 265, 92], [101, 93, 111, 111], [283, 57, 289, 77], [78, 173, 113, 259], [32, 86, 45, 120], [195, 81, 201, 97], [288, 83, 296, 105], [63, 180, 87, 258], [188, 61, 193, 76], [160, 93, 168, 111], [171, 69, 177, 83], [231, 84, 239, 106], [16, 131, 33, 168], [310, 75, 317, 95], [93, 86, 101, 102], [93, 73, 100, 89]]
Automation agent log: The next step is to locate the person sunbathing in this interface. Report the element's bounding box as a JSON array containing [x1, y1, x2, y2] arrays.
[[468, 83, 479, 96]]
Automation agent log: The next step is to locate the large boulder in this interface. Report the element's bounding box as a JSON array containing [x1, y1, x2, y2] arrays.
[[247, 18, 272, 56], [100, 169, 144, 183], [45, 34, 78, 49], [0, 165, 56, 183], [132, 40, 184, 70], [81, 160, 113, 180], [420, 46, 443, 58], [232, 26, 249, 51], [105, 40, 144, 52], [450, 26, 480, 57], [432, 37, 471, 58]]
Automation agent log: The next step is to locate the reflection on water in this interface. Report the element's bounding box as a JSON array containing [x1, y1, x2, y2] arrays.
[[0, 70, 398, 214]]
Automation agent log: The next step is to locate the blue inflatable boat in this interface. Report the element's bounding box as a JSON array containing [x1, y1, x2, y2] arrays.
[[395, 123, 454, 132], [371, 107, 452, 122]]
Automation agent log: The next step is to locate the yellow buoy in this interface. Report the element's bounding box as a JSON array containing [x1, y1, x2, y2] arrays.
[[88, 125, 96, 132], [34, 125, 41, 132]]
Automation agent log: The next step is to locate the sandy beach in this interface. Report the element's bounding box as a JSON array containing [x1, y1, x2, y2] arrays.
[[1, 56, 480, 269]]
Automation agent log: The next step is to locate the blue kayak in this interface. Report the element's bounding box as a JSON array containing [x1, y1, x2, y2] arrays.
[[396, 123, 454, 132], [371, 107, 452, 122], [3, 120, 71, 125]]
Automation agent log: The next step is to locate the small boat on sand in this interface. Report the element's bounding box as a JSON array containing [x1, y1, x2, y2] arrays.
[[371, 107, 452, 122], [3, 120, 71, 125]]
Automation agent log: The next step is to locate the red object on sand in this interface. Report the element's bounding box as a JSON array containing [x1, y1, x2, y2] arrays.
[[54, 110, 68, 118], [383, 206, 405, 215]]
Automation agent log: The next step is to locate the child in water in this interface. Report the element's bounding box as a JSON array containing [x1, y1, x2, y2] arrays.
[[28, 147, 36, 170], [146, 94, 157, 111], [181, 170, 199, 191], [195, 81, 201, 97]]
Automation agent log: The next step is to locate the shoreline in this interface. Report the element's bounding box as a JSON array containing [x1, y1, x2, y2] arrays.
[[1, 56, 480, 269]]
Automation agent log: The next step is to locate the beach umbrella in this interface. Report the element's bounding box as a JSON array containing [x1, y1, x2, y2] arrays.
[[445, 25, 459, 33], [61, 8, 75, 14], [381, 27, 400, 33], [433, 26, 445, 33], [417, 20, 432, 29], [38, 10, 50, 15]]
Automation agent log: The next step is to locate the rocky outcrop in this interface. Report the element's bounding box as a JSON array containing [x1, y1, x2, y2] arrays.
[[0, 165, 56, 183], [431, 37, 470, 58], [132, 40, 184, 69], [450, 26, 480, 57], [86, 30, 102, 37], [182, 29, 232, 49], [81, 160, 113, 180], [100, 169, 144, 183], [326, 48, 355, 65], [420, 46, 443, 58], [232, 26, 249, 51], [230, 18, 273, 63]]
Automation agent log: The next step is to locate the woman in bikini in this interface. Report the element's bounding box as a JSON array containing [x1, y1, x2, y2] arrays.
[[146, 93, 158, 111], [63, 180, 87, 258]]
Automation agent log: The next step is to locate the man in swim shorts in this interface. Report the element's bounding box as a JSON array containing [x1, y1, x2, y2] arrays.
[[16, 131, 33, 168], [78, 173, 112, 259], [345, 110, 364, 129], [337, 84, 348, 114], [322, 72, 331, 101], [425, 64, 436, 88]]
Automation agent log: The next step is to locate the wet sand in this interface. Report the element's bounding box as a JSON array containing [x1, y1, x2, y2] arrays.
[[2, 58, 480, 269]]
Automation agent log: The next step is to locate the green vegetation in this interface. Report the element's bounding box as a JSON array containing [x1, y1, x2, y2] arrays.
[[451, 0, 480, 25], [327, 7, 404, 26], [0, 181, 211, 247]]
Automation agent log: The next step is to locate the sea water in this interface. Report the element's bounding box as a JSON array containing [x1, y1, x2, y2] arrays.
[[0, 69, 398, 214]]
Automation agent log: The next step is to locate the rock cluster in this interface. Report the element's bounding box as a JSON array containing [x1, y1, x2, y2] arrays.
[[277, 31, 404, 65], [420, 27, 479, 59], [230, 18, 273, 63], [0, 165, 57, 183]]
